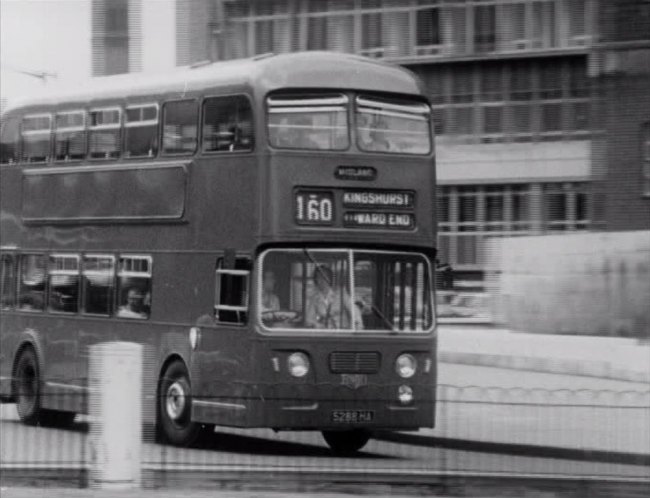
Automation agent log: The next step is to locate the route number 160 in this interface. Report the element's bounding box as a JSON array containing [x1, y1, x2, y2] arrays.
[[295, 191, 334, 225]]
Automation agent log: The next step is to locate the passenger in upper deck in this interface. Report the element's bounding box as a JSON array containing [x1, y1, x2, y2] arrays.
[[305, 265, 363, 330], [358, 115, 390, 152]]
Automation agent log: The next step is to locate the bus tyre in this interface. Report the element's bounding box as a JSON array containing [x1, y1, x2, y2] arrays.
[[13, 348, 77, 428], [322, 429, 371, 455], [157, 360, 201, 446], [14, 348, 42, 425]]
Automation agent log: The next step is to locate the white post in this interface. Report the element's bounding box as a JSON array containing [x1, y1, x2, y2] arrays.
[[89, 341, 143, 489]]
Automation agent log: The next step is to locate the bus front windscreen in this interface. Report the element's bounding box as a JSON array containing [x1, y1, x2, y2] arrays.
[[259, 249, 433, 333], [355, 95, 432, 155]]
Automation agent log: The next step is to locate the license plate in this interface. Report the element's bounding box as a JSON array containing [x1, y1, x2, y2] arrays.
[[331, 410, 374, 423]]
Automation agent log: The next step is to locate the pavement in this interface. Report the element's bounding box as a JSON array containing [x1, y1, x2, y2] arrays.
[[437, 324, 650, 383]]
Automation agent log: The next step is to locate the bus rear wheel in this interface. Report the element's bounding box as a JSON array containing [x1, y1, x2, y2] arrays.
[[14, 347, 76, 427], [157, 360, 204, 446], [322, 429, 371, 455]]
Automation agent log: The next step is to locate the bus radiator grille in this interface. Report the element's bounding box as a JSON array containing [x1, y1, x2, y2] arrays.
[[329, 352, 380, 374]]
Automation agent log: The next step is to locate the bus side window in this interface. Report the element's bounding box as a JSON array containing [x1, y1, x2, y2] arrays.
[[116, 255, 152, 320], [21, 114, 52, 163], [1, 253, 16, 309], [54, 111, 86, 162], [18, 254, 46, 311], [0, 116, 21, 164], [215, 258, 250, 324], [48, 254, 80, 314], [82, 255, 115, 316], [124, 104, 159, 158], [162, 100, 198, 155], [202, 96, 254, 153], [89, 107, 121, 160]]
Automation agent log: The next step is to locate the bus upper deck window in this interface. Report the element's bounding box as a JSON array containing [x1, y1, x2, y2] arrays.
[[267, 94, 349, 151], [116, 255, 152, 319], [355, 96, 431, 155], [48, 254, 80, 314], [203, 96, 254, 153], [162, 100, 198, 155], [55, 111, 86, 161], [21, 114, 52, 163], [125, 104, 159, 158], [89, 107, 121, 159], [18, 254, 46, 311], [1, 116, 21, 164]]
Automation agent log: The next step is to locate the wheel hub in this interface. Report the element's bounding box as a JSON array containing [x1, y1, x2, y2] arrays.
[[165, 381, 187, 421]]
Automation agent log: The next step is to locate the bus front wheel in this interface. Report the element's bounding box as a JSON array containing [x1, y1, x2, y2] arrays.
[[157, 360, 204, 446], [322, 429, 371, 455]]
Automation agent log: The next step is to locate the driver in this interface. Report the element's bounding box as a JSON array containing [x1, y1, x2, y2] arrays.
[[305, 265, 363, 330], [260, 270, 295, 326]]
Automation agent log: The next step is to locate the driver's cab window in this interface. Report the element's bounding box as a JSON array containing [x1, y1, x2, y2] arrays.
[[260, 250, 363, 331]]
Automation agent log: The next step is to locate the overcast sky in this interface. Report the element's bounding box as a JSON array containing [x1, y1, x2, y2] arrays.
[[1, 0, 92, 107]]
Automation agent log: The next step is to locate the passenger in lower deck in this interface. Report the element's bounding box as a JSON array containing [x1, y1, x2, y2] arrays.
[[117, 288, 148, 319]]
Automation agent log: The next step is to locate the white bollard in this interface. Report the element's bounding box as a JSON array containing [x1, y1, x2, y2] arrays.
[[89, 341, 143, 489]]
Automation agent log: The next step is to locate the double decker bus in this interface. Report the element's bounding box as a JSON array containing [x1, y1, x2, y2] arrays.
[[0, 52, 437, 454]]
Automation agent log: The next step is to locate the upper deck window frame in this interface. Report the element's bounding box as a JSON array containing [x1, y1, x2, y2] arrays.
[[201, 93, 255, 154], [124, 103, 160, 159], [354, 94, 433, 156], [161, 98, 199, 157], [88, 106, 122, 160], [266, 92, 350, 151], [54, 110, 87, 162], [21, 113, 52, 163]]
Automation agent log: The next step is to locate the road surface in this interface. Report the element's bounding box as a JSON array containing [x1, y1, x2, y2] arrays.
[[1, 364, 648, 480]]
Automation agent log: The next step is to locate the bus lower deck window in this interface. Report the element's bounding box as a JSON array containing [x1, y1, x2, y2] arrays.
[[1, 254, 16, 309], [117, 256, 152, 319], [48, 254, 80, 313], [82, 255, 115, 316], [215, 258, 250, 324], [18, 254, 46, 311]]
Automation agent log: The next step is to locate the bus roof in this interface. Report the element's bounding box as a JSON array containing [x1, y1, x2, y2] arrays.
[[2, 52, 427, 114]]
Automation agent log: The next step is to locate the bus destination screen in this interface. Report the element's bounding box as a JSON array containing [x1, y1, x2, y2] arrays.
[[295, 189, 415, 230]]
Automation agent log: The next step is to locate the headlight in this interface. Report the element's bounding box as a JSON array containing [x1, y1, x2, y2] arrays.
[[287, 352, 310, 378], [395, 354, 417, 378]]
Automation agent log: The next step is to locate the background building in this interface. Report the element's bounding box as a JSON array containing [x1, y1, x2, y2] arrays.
[[4, 0, 648, 293]]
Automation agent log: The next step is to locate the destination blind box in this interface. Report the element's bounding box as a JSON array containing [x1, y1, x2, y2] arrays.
[[294, 188, 416, 230]]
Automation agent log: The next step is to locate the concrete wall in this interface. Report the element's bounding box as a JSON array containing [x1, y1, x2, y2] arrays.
[[487, 231, 650, 338]]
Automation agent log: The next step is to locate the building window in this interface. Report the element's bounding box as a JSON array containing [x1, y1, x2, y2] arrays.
[[19, 254, 46, 311], [0, 116, 20, 164], [89, 107, 121, 159], [21, 114, 51, 163], [82, 255, 115, 316], [48, 254, 80, 314], [162, 100, 198, 155], [416, 1, 441, 55], [474, 3, 496, 53], [543, 182, 589, 231], [117, 255, 151, 319], [643, 122, 650, 196], [124, 104, 159, 158], [55, 111, 86, 161], [203, 96, 254, 153]]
